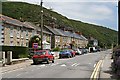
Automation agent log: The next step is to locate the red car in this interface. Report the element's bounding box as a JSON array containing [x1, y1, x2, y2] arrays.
[[32, 50, 54, 64]]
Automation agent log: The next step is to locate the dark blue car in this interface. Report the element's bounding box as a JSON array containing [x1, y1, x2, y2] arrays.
[[59, 50, 72, 58]]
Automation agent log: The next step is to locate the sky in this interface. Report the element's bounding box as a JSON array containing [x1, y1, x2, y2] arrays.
[[7, 0, 118, 31]]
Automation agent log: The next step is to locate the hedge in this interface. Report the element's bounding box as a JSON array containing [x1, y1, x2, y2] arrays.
[[0, 46, 29, 59], [113, 45, 120, 52]]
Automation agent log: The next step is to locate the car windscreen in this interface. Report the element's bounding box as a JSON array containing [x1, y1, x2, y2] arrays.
[[35, 51, 46, 55], [60, 50, 68, 54]]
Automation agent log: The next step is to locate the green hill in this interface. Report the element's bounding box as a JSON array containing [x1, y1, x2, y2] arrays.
[[2, 2, 118, 48]]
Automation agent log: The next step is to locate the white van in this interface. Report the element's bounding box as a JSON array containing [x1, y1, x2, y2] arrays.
[[89, 47, 97, 53]]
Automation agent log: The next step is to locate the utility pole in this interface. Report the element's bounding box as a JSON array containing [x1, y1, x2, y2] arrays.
[[40, 0, 43, 50], [118, 0, 120, 45]]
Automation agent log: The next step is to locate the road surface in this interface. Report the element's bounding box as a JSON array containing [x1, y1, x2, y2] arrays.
[[2, 50, 111, 78]]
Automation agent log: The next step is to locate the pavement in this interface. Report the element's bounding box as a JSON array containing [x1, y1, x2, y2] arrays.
[[99, 52, 118, 79], [2, 59, 33, 74]]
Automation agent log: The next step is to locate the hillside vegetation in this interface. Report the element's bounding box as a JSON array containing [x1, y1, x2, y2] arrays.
[[2, 2, 118, 48]]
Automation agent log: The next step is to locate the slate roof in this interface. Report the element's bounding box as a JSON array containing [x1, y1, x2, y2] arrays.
[[63, 31, 72, 37], [71, 33, 83, 39], [54, 28, 86, 40], [23, 22, 35, 29], [1, 14, 23, 27], [24, 22, 52, 35], [1, 14, 35, 29], [80, 35, 88, 40], [44, 25, 61, 36], [54, 28, 66, 36]]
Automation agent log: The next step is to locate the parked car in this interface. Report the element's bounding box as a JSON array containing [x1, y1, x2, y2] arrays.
[[82, 48, 88, 54], [59, 50, 72, 58], [75, 48, 82, 55], [79, 48, 87, 54], [112, 49, 120, 77], [32, 50, 54, 64], [69, 49, 76, 57]]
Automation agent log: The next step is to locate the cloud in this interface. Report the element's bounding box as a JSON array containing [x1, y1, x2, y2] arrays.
[[44, 2, 113, 20]]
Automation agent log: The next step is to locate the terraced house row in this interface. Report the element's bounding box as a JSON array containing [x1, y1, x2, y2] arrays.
[[0, 14, 88, 49]]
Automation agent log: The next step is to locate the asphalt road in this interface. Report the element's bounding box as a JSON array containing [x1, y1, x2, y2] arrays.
[[2, 50, 111, 78]]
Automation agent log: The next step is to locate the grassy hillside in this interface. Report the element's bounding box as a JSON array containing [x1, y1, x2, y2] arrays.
[[2, 2, 118, 48]]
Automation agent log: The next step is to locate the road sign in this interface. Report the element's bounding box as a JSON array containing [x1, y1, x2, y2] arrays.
[[32, 43, 38, 49]]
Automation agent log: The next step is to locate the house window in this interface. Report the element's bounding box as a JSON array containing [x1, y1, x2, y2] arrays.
[[1, 28, 4, 34], [2, 41, 4, 43], [26, 30, 29, 39], [26, 42, 28, 47], [21, 30, 24, 38], [17, 27, 20, 38], [17, 42, 20, 46], [21, 40, 24, 46], [26, 30, 28, 36], [10, 41, 13, 46], [10, 26, 14, 38], [32, 30, 37, 36]]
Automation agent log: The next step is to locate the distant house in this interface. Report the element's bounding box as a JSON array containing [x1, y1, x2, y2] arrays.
[[44, 25, 62, 48], [54, 28, 88, 49], [54, 28, 67, 49], [80, 35, 88, 48], [88, 37, 98, 47]]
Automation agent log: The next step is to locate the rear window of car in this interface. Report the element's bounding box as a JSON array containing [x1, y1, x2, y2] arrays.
[[35, 51, 46, 55]]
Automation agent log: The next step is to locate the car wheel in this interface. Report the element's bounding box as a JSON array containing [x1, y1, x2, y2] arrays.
[[33, 60, 38, 65], [47, 60, 49, 64], [68, 55, 71, 58], [59, 56, 62, 59], [52, 60, 54, 63]]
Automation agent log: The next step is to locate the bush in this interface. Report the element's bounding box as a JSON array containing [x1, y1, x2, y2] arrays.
[[52, 47, 60, 51], [113, 45, 120, 52], [1, 46, 29, 59]]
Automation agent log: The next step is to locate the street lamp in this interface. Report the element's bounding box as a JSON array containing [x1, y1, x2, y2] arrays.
[[40, 0, 43, 50]]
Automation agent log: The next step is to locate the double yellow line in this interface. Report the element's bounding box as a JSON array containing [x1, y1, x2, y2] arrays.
[[90, 60, 104, 80]]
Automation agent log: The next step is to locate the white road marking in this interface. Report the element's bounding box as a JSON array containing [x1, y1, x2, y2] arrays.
[[61, 64, 66, 67], [94, 64, 96, 67], [74, 63, 79, 67], [51, 63, 59, 66], [40, 64, 46, 67], [71, 63, 77, 66], [16, 73, 22, 77]]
